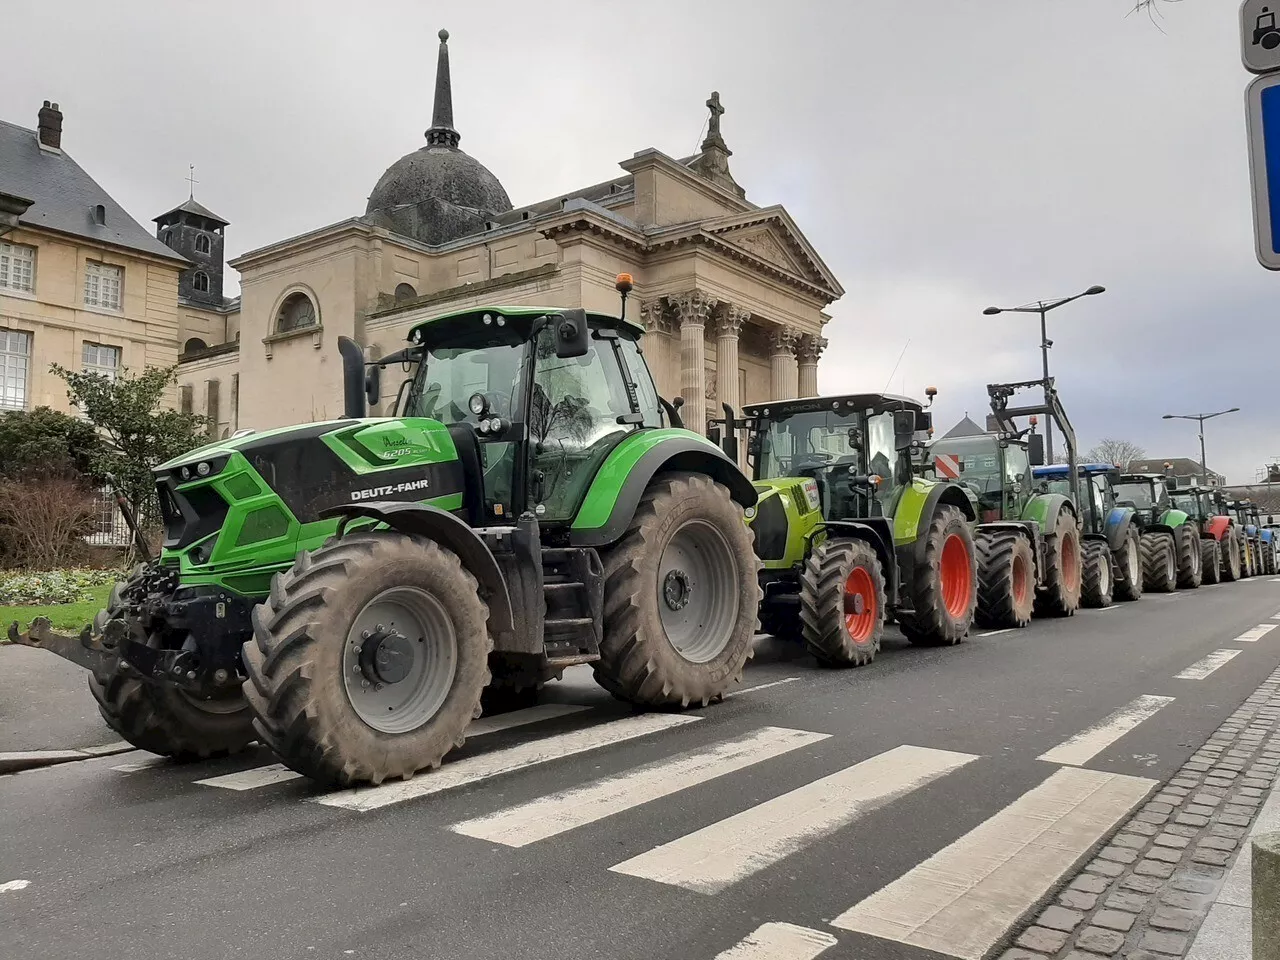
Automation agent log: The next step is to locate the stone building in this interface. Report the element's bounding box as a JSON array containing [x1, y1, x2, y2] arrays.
[[169, 29, 843, 436]]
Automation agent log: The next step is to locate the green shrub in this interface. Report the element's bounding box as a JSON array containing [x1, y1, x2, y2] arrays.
[[0, 568, 125, 606]]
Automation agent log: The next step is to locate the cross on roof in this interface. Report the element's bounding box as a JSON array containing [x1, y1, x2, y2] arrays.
[[706, 92, 725, 140], [187, 164, 198, 200]]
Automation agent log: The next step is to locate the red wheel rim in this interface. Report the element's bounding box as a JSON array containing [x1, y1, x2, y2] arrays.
[[1062, 534, 1080, 591], [940, 534, 972, 618], [1013, 553, 1029, 607], [843, 567, 877, 643]]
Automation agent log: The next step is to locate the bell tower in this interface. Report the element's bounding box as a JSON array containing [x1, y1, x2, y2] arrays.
[[154, 171, 229, 306]]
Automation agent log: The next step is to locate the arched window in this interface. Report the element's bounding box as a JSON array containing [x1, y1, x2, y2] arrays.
[[183, 337, 208, 354], [194, 234, 211, 255], [276, 292, 317, 333], [394, 282, 417, 302], [193, 271, 209, 293]]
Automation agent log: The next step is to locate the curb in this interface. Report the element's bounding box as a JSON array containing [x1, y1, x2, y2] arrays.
[[0, 741, 134, 775]]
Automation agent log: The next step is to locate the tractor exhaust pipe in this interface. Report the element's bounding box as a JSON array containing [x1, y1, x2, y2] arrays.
[[338, 336, 367, 419]]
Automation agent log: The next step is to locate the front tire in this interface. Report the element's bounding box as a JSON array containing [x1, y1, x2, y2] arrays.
[[1113, 530, 1143, 602], [799, 537, 886, 667], [897, 505, 976, 646], [1036, 510, 1083, 617], [1175, 525, 1202, 589], [595, 472, 759, 707], [974, 530, 1035, 628], [1222, 532, 1243, 582], [242, 531, 493, 787], [1201, 539, 1222, 585], [1082, 540, 1114, 608], [1141, 531, 1177, 593]]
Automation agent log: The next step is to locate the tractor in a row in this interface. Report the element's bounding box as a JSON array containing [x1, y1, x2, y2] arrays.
[[1169, 484, 1241, 583], [1111, 473, 1203, 592]]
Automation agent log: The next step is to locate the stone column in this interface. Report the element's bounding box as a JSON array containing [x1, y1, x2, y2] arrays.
[[769, 325, 800, 401], [797, 334, 828, 399], [671, 290, 717, 434], [714, 305, 749, 417], [640, 299, 671, 399]]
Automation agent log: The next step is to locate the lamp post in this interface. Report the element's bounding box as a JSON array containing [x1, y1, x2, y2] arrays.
[[983, 284, 1106, 463], [1162, 408, 1240, 486]]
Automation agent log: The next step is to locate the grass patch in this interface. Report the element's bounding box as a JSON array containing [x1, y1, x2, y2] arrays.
[[0, 582, 113, 638]]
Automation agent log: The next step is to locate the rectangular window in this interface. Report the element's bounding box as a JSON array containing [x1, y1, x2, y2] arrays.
[[82, 342, 120, 380], [84, 261, 123, 310], [0, 242, 36, 294], [0, 329, 31, 410]]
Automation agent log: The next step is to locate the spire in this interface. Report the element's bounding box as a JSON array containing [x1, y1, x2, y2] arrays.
[[425, 29, 460, 148]]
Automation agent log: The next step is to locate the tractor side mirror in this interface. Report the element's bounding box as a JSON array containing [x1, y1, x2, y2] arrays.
[[1027, 433, 1045, 466], [1164, 477, 1177, 492], [893, 410, 917, 451], [554, 308, 590, 359], [847, 426, 862, 448], [365, 363, 381, 409]]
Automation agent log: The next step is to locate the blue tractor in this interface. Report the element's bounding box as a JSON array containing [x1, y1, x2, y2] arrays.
[[1032, 462, 1143, 606]]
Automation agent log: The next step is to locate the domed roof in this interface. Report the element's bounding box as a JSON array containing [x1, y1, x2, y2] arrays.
[[364, 30, 512, 245]]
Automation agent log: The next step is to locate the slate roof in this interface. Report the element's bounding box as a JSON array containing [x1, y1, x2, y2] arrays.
[[1129, 457, 1223, 480], [940, 415, 988, 439], [0, 118, 185, 264], [154, 197, 228, 227]]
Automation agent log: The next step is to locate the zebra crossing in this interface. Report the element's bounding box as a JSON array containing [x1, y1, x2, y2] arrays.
[[88, 679, 1183, 960]]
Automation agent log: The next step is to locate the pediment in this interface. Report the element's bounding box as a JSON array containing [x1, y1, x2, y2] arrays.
[[705, 209, 841, 295]]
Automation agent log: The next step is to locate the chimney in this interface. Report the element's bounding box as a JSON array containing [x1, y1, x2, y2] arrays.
[[38, 101, 62, 150]]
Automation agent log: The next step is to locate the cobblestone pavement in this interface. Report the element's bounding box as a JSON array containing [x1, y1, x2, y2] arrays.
[[999, 664, 1280, 959]]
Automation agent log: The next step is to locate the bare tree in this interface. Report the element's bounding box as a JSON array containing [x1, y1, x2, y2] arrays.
[[1087, 438, 1147, 469]]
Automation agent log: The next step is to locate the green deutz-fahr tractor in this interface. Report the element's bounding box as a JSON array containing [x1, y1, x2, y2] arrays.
[[928, 378, 1083, 629], [729, 391, 978, 666], [1168, 484, 1235, 584], [8, 277, 763, 786], [1113, 473, 1202, 592]]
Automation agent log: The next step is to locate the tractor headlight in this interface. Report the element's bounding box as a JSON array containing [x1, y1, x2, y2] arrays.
[[744, 506, 757, 520], [180, 466, 191, 481], [468, 393, 489, 417], [196, 461, 212, 477]]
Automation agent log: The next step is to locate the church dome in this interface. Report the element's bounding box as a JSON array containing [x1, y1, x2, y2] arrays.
[[364, 30, 512, 245]]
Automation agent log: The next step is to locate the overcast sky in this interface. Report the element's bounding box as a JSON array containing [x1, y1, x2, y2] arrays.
[[4, 0, 1276, 483]]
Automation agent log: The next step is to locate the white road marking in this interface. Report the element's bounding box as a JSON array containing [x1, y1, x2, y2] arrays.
[[1233, 623, 1278, 643], [110, 756, 168, 773], [1270, 577, 1280, 583], [723, 677, 801, 699], [467, 702, 590, 736], [1037, 694, 1175, 766], [451, 726, 829, 848], [196, 763, 302, 791], [1270, 611, 1280, 619], [830, 767, 1156, 960], [78, 741, 133, 756], [1094, 605, 1123, 612], [0, 879, 31, 893], [1175, 649, 1243, 680], [608, 744, 977, 894], [312, 713, 700, 812], [712, 923, 837, 959], [975, 629, 1014, 638]]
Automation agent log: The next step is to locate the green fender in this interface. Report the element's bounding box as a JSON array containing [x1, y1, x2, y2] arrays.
[[1158, 508, 1192, 528], [750, 480, 824, 570], [569, 429, 757, 547], [1021, 493, 1075, 537], [892, 478, 977, 546]]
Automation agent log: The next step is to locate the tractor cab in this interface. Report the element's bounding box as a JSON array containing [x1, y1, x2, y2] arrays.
[[1169, 485, 1217, 525], [1114, 473, 1174, 528], [928, 432, 1041, 524], [1032, 462, 1119, 537], [1227, 499, 1260, 536]]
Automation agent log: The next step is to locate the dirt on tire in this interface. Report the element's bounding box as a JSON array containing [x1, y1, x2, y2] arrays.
[[1141, 531, 1177, 593], [898, 505, 976, 646], [594, 472, 759, 707], [974, 529, 1034, 628], [1035, 510, 1082, 617], [241, 531, 492, 787], [1201, 539, 1222, 585], [1081, 539, 1114, 608], [799, 537, 886, 667], [1174, 524, 1202, 590]]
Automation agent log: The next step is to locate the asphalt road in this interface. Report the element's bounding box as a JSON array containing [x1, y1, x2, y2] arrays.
[[3, 577, 1280, 960]]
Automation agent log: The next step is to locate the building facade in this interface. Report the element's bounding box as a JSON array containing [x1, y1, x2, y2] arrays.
[[0, 102, 188, 415], [169, 30, 843, 437]]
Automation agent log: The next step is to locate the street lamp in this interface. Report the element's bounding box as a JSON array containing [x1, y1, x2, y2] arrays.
[[982, 284, 1106, 463], [1161, 408, 1240, 486]]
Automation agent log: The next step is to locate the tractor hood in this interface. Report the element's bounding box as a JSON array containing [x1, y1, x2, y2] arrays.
[[158, 419, 360, 470]]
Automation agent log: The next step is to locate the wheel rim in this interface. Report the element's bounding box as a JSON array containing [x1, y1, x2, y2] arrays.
[[342, 586, 458, 735], [1165, 540, 1175, 581], [1099, 553, 1111, 593], [1012, 553, 1030, 607], [1127, 538, 1140, 585], [178, 688, 246, 715], [1062, 533, 1080, 591], [843, 566, 878, 643], [658, 519, 740, 664], [939, 534, 972, 619]]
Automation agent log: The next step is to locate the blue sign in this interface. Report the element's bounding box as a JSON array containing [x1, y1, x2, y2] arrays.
[[1246, 73, 1280, 269]]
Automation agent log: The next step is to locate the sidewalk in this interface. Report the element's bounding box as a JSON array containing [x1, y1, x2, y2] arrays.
[[0, 642, 120, 759], [1188, 765, 1280, 957]]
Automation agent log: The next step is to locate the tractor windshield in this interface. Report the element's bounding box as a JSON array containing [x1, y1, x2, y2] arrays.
[[931, 436, 1002, 495], [1170, 492, 1207, 520], [1114, 480, 1158, 508], [757, 410, 863, 479], [405, 321, 528, 425]]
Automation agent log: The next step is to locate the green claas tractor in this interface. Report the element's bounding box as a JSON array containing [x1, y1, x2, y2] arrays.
[[1113, 473, 1202, 592], [1169, 484, 1235, 584], [1032, 462, 1144, 605], [730, 391, 978, 666], [929, 378, 1083, 629], [8, 276, 762, 787]]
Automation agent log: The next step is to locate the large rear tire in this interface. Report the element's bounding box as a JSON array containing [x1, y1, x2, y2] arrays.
[[1201, 539, 1222, 585], [1175, 524, 1202, 589], [595, 473, 759, 707], [799, 537, 886, 667], [1113, 530, 1143, 602], [974, 530, 1035, 628], [898, 505, 976, 646], [1141, 531, 1177, 593], [242, 531, 492, 787], [1036, 510, 1082, 617], [1082, 540, 1114, 609], [1222, 532, 1243, 582]]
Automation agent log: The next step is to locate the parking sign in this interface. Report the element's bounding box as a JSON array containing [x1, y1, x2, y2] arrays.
[[1246, 73, 1280, 269]]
